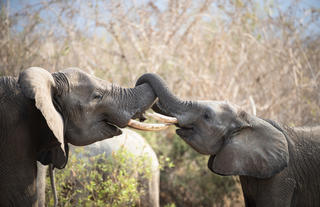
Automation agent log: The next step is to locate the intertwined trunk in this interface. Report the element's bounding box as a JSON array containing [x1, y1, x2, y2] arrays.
[[107, 83, 157, 127], [135, 73, 198, 126]]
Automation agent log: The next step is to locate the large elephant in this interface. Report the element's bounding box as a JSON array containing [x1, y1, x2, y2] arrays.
[[38, 129, 159, 207], [136, 73, 320, 207], [0, 67, 160, 206]]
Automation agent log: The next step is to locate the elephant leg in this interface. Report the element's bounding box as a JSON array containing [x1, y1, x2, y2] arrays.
[[148, 168, 160, 207], [37, 162, 48, 207], [266, 177, 295, 207], [241, 175, 296, 207], [138, 163, 160, 207]]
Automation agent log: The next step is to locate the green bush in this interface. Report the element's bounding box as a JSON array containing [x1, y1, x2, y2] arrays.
[[46, 148, 152, 207]]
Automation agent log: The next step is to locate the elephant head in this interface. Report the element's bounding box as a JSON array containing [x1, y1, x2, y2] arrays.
[[18, 67, 157, 169], [136, 73, 289, 178]]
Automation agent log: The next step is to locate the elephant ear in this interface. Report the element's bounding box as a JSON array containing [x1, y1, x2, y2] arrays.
[[18, 67, 67, 169], [208, 113, 289, 178]]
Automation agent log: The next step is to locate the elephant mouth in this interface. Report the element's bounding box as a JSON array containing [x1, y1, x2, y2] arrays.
[[176, 125, 213, 155], [176, 125, 194, 141], [107, 122, 121, 132], [102, 120, 122, 136]]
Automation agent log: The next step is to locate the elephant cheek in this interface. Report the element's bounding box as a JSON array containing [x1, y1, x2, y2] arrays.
[[182, 137, 211, 155]]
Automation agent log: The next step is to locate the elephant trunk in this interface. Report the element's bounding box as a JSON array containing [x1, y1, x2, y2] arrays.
[[135, 73, 198, 126], [124, 83, 157, 118], [109, 83, 157, 128]]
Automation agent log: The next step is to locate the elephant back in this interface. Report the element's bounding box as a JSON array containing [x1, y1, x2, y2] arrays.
[[75, 129, 158, 169]]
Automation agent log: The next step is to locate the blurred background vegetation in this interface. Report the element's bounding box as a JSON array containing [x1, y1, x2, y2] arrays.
[[46, 148, 153, 207], [1, 0, 320, 206]]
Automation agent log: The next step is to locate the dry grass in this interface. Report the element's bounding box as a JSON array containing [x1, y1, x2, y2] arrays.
[[2, 0, 319, 125], [1, 0, 320, 206]]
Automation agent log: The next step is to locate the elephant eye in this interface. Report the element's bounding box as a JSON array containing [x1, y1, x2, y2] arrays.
[[203, 112, 211, 120], [92, 92, 103, 100]]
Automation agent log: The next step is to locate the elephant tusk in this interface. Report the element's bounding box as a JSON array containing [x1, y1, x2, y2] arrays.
[[145, 112, 178, 124], [127, 119, 173, 131]]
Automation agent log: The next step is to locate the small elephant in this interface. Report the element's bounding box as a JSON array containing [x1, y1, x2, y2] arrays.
[[0, 67, 158, 206], [136, 73, 320, 207], [37, 129, 160, 207], [74, 129, 160, 207]]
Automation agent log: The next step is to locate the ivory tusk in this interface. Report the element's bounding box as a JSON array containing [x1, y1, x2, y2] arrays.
[[127, 119, 172, 131], [145, 112, 178, 124]]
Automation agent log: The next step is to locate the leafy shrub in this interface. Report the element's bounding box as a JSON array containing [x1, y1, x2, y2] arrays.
[[46, 147, 152, 207]]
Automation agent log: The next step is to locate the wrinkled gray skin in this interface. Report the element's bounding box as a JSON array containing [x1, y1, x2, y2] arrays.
[[136, 73, 320, 207], [0, 67, 156, 206], [37, 129, 160, 207]]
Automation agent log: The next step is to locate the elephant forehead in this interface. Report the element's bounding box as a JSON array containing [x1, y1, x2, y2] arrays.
[[61, 68, 112, 89], [199, 100, 239, 114]]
